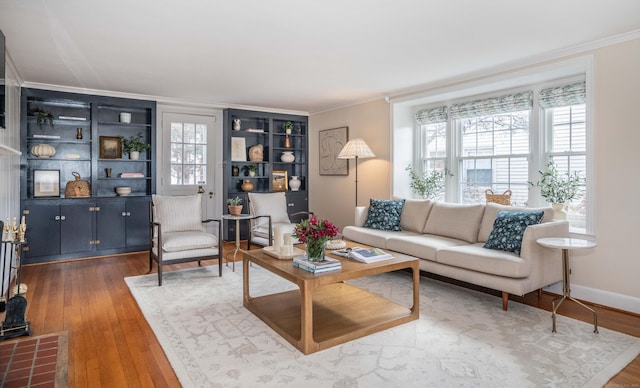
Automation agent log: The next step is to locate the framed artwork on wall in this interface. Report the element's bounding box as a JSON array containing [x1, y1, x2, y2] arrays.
[[319, 126, 348, 175], [272, 170, 288, 191], [99, 136, 122, 159], [33, 169, 60, 197]]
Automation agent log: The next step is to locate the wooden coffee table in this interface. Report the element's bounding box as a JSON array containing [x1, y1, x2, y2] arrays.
[[242, 242, 419, 355]]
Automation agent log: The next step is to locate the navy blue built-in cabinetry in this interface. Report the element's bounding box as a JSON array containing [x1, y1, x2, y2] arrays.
[[222, 109, 309, 240], [20, 88, 155, 263]]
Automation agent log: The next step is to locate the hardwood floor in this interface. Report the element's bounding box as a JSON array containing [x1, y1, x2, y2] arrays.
[[6, 247, 640, 387]]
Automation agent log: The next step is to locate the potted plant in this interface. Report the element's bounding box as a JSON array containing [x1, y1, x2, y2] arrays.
[[246, 165, 258, 177], [28, 106, 54, 129], [227, 196, 243, 215], [283, 121, 294, 135], [528, 160, 585, 220], [121, 132, 151, 160], [405, 164, 451, 199]]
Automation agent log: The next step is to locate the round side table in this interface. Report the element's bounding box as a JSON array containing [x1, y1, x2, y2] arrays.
[[537, 237, 598, 334], [222, 214, 256, 272]]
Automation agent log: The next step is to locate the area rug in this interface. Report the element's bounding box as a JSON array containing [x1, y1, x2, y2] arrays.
[[125, 266, 640, 387], [0, 331, 68, 387]]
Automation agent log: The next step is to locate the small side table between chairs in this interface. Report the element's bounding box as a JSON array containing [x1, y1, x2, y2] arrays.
[[222, 214, 256, 272], [537, 237, 598, 334]]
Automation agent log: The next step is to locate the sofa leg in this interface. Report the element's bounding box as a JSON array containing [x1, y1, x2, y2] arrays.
[[538, 288, 543, 299], [502, 292, 509, 311]]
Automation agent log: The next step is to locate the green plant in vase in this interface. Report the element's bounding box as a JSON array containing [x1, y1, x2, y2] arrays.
[[283, 121, 294, 135], [405, 164, 452, 199], [227, 196, 243, 215], [121, 132, 151, 160], [528, 160, 585, 220], [246, 165, 258, 177], [28, 106, 54, 129]]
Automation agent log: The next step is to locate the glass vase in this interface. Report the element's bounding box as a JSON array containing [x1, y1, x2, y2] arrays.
[[306, 239, 326, 262]]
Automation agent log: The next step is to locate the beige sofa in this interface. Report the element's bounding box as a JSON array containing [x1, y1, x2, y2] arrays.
[[342, 200, 569, 310]]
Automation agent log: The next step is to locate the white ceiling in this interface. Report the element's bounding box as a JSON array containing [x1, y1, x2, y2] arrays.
[[1, 0, 639, 113]]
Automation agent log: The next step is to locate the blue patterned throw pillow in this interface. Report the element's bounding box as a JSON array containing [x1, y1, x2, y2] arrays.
[[363, 199, 405, 231], [484, 211, 544, 255]]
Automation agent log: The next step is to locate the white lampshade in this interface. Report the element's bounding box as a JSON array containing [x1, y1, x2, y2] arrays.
[[337, 138, 375, 159]]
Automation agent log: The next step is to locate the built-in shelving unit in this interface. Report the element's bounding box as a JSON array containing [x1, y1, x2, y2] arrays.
[[222, 109, 309, 240], [20, 88, 156, 263]]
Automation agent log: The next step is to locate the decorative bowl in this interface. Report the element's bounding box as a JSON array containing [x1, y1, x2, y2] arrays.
[[115, 186, 131, 196]]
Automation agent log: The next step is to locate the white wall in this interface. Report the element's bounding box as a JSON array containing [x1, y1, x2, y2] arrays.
[[309, 100, 391, 231], [310, 38, 640, 313]]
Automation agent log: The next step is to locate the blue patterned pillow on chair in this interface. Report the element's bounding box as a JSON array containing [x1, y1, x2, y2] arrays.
[[363, 199, 406, 231], [484, 210, 544, 255]]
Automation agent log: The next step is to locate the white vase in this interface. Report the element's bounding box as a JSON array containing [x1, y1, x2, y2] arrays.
[[130, 151, 140, 160], [289, 176, 301, 191], [280, 151, 295, 163], [552, 203, 567, 221]]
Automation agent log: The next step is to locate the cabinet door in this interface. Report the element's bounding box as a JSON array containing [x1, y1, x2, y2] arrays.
[[125, 197, 150, 248], [24, 203, 61, 259], [60, 203, 94, 254], [96, 199, 126, 250]]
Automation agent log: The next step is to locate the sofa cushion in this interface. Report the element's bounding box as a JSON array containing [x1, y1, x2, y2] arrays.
[[400, 199, 433, 233], [423, 202, 485, 243], [477, 203, 554, 242], [437, 243, 530, 278], [342, 226, 419, 249], [160, 231, 217, 252], [386, 234, 467, 262], [484, 211, 544, 255], [363, 199, 405, 231], [152, 194, 203, 233]]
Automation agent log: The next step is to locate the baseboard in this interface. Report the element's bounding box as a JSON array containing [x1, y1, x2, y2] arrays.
[[545, 282, 640, 315]]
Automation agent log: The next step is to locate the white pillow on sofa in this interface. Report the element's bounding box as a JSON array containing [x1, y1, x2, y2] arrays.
[[152, 194, 203, 233], [400, 199, 433, 233]]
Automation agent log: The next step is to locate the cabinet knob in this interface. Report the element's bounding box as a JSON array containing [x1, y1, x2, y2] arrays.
[[60, 216, 66, 221], [55, 216, 60, 221], [127, 212, 131, 217]]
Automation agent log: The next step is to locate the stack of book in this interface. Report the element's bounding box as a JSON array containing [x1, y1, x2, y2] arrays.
[[120, 172, 145, 178], [332, 247, 393, 263], [292, 256, 341, 274]]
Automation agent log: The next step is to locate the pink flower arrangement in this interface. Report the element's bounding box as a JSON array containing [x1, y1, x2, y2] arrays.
[[293, 216, 339, 261], [293, 215, 339, 244]]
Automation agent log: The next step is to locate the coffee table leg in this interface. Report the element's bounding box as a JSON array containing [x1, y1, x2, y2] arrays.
[[411, 263, 420, 317], [299, 281, 315, 354]]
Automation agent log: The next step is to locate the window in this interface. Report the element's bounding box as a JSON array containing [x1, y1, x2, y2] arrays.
[[541, 82, 587, 230], [170, 121, 208, 185], [408, 80, 590, 232], [416, 106, 448, 200], [451, 91, 532, 205]]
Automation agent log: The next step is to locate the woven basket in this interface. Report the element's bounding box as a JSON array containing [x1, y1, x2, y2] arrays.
[[485, 189, 512, 205]]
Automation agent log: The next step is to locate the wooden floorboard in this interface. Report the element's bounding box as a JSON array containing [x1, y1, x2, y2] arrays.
[[5, 245, 639, 387]]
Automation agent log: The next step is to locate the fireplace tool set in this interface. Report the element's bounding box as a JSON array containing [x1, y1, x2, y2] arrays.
[[0, 217, 31, 340]]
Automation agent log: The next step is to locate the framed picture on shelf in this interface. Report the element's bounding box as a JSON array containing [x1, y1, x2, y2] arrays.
[[272, 170, 288, 191], [33, 169, 60, 197], [99, 136, 122, 159], [319, 126, 348, 176], [231, 137, 247, 161]]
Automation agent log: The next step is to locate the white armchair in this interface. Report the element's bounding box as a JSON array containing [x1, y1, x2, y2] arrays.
[[149, 195, 222, 286], [247, 192, 313, 248]]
